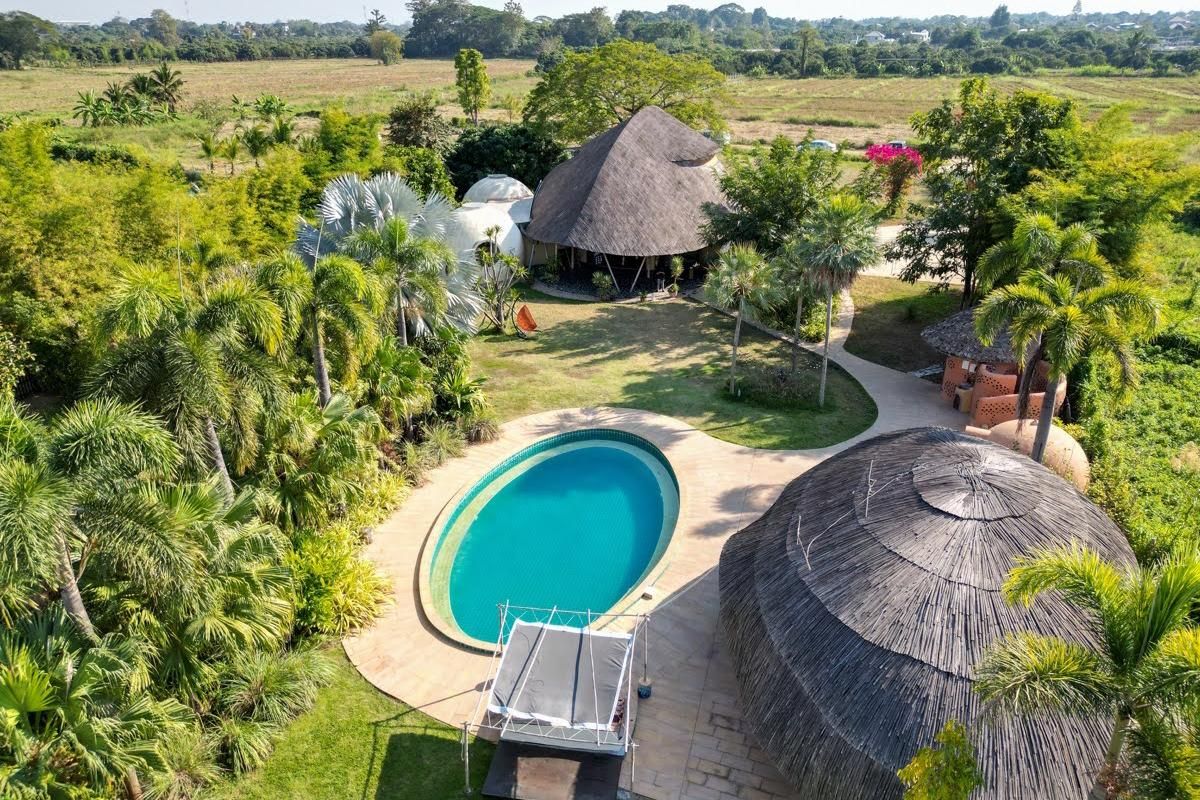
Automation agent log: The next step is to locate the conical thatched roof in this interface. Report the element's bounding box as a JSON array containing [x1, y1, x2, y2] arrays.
[[922, 308, 1018, 363], [524, 106, 725, 257], [719, 428, 1135, 800]]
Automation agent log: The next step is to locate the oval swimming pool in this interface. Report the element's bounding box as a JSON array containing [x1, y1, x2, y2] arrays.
[[425, 430, 679, 646]]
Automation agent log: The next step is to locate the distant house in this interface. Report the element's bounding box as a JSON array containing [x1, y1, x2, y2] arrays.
[[1118, 21, 1140, 30], [861, 31, 889, 44], [908, 29, 930, 42], [1168, 16, 1191, 29]]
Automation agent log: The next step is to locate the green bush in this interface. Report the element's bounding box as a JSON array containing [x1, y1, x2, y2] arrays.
[[592, 270, 615, 300], [49, 138, 144, 167], [421, 421, 467, 466], [459, 408, 501, 443], [0, 329, 33, 398]]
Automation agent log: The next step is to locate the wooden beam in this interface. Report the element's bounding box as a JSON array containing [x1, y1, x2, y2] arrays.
[[602, 253, 621, 295]]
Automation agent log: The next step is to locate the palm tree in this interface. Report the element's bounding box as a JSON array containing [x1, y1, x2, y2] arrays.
[[975, 269, 1158, 463], [88, 265, 285, 498], [221, 137, 241, 175], [357, 335, 434, 431], [197, 132, 219, 173], [976, 215, 1116, 425], [976, 545, 1200, 799], [256, 252, 383, 408], [704, 243, 776, 394], [344, 216, 454, 346], [0, 398, 179, 639], [775, 238, 814, 375], [270, 117, 295, 146], [149, 61, 185, 111], [789, 194, 880, 406], [240, 125, 272, 167], [127, 71, 157, 98], [0, 610, 190, 799], [296, 173, 483, 339]]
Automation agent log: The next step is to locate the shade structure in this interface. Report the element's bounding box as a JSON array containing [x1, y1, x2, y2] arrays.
[[485, 620, 634, 755], [922, 308, 1019, 363], [524, 106, 725, 258], [718, 428, 1135, 799]]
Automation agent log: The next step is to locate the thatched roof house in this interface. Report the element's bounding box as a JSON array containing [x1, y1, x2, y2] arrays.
[[719, 428, 1135, 799], [524, 106, 724, 258], [922, 308, 1018, 363]]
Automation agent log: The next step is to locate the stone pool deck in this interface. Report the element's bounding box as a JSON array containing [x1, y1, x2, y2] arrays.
[[344, 296, 964, 800]]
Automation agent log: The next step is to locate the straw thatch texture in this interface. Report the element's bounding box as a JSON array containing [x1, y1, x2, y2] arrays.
[[718, 428, 1135, 799], [922, 309, 1018, 362], [524, 106, 724, 257]]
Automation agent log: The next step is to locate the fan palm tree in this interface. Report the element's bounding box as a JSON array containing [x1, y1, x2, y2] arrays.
[[240, 125, 272, 167], [704, 243, 776, 394], [975, 269, 1159, 463], [88, 266, 285, 498], [975, 545, 1200, 800], [296, 173, 483, 339], [789, 194, 880, 406], [0, 398, 179, 638], [0, 610, 191, 800], [197, 132, 219, 173], [149, 62, 185, 111]]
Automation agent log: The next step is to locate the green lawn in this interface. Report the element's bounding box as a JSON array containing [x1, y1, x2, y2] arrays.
[[206, 650, 494, 800], [471, 291, 877, 450], [844, 277, 963, 373]]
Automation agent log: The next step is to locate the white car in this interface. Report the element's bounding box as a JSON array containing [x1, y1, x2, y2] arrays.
[[805, 139, 838, 153], [887, 139, 907, 148]]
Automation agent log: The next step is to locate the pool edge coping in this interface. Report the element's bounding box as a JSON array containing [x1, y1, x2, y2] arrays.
[[415, 427, 692, 653]]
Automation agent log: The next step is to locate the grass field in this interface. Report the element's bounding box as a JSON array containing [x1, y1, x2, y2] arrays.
[[206, 650, 494, 800], [844, 276, 964, 373], [470, 291, 877, 450], [4, 58, 1200, 169]]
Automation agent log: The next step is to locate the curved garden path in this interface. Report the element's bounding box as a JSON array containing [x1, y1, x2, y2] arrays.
[[343, 295, 962, 800]]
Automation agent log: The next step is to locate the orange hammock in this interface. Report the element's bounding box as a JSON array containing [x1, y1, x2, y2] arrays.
[[515, 304, 538, 338]]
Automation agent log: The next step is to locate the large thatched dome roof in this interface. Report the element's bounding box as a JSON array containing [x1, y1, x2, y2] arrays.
[[718, 428, 1135, 799], [524, 106, 725, 257]]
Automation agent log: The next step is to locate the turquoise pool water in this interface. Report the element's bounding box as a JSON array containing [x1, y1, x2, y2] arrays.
[[429, 430, 678, 644]]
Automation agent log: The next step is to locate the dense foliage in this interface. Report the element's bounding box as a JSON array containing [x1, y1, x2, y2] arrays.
[[0, 110, 499, 796], [445, 123, 566, 196]]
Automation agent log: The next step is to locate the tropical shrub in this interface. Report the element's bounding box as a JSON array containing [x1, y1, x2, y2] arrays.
[[866, 143, 922, 210], [592, 270, 616, 300], [445, 123, 566, 197], [0, 328, 32, 398]]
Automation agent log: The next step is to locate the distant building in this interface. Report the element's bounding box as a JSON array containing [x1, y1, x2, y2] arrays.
[[1168, 16, 1191, 30], [908, 29, 930, 42], [861, 31, 889, 44], [1118, 21, 1140, 30]]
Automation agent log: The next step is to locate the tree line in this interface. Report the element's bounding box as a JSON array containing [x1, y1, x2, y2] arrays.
[[2, 3, 1198, 76]]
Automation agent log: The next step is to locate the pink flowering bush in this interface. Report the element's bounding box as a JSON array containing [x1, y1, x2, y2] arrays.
[[866, 144, 923, 209]]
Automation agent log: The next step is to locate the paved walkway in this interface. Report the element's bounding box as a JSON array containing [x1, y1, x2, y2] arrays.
[[343, 293, 964, 800]]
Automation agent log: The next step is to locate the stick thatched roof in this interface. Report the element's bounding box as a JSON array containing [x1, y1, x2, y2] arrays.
[[719, 428, 1135, 799], [922, 308, 1018, 362], [524, 106, 724, 257]]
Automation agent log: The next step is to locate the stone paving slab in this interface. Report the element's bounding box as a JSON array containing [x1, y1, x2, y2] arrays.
[[343, 292, 966, 800]]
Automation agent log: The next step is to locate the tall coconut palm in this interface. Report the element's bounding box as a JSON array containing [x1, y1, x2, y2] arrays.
[[976, 545, 1200, 800], [344, 217, 453, 346], [975, 269, 1158, 463], [704, 244, 776, 394], [0, 610, 191, 799], [296, 172, 483, 340], [88, 265, 285, 498], [976, 215, 1116, 423], [256, 252, 384, 408], [0, 397, 179, 639], [789, 194, 880, 406]]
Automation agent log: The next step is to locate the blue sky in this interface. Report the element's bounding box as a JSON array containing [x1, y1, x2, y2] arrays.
[[13, 0, 1185, 26]]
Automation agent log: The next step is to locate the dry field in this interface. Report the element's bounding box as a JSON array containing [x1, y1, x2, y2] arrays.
[[2, 58, 1197, 164]]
